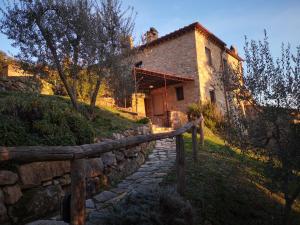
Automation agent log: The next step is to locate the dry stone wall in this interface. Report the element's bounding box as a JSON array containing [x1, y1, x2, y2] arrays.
[[0, 76, 42, 93], [0, 125, 155, 225]]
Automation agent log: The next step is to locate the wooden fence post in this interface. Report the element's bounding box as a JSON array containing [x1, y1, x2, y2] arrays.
[[199, 114, 204, 150], [191, 125, 198, 162], [176, 134, 185, 196], [70, 158, 86, 225]]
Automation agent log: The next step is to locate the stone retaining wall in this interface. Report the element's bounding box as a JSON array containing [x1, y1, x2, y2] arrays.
[[0, 125, 155, 225]]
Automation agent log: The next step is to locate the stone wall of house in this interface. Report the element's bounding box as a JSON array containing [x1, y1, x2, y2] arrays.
[[195, 31, 242, 114], [0, 125, 155, 225], [195, 32, 227, 113], [145, 82, 195, 127], [135, 28, 243, 116], [135, 31, 201, 103]]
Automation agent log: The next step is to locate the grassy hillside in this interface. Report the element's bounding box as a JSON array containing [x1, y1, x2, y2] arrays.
[[163, 128, 300, 225], [0, 92, 138, 146]]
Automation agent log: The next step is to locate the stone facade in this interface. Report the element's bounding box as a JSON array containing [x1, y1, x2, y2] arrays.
[[134, 22, 243, 126], [0, 125, 155, 225]]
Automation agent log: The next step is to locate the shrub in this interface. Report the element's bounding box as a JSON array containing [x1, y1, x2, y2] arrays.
[[187, 102, 224, 132], [136, 117, 150, 124], [93, 187, 194, 225], [0, 92, 95, 146]]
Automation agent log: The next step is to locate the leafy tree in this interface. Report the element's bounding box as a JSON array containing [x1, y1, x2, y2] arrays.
[[0, 0, 135, 113], [223, 31, 300, 225], [84, 0, 135, 113]]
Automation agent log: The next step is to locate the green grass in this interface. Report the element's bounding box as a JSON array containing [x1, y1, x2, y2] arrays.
[[163, 127, 300, 225], [0, 91, 138, 146]]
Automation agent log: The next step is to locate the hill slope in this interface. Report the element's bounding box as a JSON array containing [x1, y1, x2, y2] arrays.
[[163, 128, 300, 225], [0, 92, 138, 146]]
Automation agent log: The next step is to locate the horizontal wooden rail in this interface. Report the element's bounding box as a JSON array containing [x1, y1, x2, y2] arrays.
[[0, 118, 203, 225], [0, 119, 200, 163]]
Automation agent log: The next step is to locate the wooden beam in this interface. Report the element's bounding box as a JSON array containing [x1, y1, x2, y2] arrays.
[[70, 158, 86, 225], [0, 119, 200, 163], [176, 134, 185, 196], [199, 114, 204, 149], [191, 125, 198, 162]]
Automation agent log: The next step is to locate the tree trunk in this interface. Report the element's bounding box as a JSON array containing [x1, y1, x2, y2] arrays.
[[35, 20, 79, 111], [282, 197, 293, 225], [89, 76, 102, 115]]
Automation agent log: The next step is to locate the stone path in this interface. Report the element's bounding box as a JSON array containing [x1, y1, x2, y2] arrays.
[[86, 138, 176, 223], [27, 138, 176, 225]]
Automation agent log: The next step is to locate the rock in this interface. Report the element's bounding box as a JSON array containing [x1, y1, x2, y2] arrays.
[[0, 203, 9, 224], [3, 185, 22, 205], [114, 151, 125, 162], [86, 199, 95, 209], [58, 174, 71, 186], [0, 189, 4, 202], [86, 177, 101, 197], [136, 152, 145, 166], [0, 170, 19, 185], [26, 220, 68, 225], [112, 133, 124, 140], [42, 181, 52, 187], [124, 148, 138, 158], [85, 158, 104, 178], [9, 185, 63, 224], [93, 191, 117, 203], [53, 180, 59, 185], [101, 152, 117, 167], [18, 161, 70, 188]]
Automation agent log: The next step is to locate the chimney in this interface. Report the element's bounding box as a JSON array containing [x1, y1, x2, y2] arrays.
[[145, 27, 159, 43], [122, 35, 134, 49], [230, 45, 238, 55]]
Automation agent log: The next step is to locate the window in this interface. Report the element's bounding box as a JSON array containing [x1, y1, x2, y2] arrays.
[[223, 59, 228, 70], [135, 61, 143, 68], [209, 89, 216, 104], [176, 86, 184, 101], [205, 47, 212, 66]]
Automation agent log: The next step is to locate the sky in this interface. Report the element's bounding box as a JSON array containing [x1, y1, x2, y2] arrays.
[[0, 0, 299, 58]]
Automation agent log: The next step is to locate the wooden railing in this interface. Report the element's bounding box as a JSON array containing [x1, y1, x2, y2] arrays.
[[0, 118, 203, 225]]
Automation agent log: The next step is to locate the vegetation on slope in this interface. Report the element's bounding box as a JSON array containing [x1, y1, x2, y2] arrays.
[[163, 128, 300, 225], [0, 92, 137, 146]]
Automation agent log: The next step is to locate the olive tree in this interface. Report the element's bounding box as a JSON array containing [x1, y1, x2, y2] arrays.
[[223, 31, 299, 225], [0, 0, 135, 113]]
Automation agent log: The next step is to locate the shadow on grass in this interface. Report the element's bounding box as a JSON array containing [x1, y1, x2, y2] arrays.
[[163, 133, 300, 225]]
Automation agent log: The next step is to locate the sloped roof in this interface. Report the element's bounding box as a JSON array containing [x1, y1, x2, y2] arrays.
[[138, 22, 243, 61]]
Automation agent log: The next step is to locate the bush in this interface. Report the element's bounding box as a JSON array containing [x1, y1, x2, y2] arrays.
[[0, 92, 95, 146], [136, 117, 150, 124], [93, 187, 194, 225], [187, 102, 224, 132]]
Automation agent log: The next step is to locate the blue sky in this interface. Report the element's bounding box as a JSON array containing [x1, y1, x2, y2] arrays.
[[0, 0, 299, 58]]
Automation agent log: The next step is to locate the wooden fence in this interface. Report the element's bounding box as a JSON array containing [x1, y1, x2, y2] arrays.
[[0, 118, 203, 225]]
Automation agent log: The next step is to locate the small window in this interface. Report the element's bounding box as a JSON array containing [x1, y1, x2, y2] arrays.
[[135, 61, 143, 68], [176, 86, 184, 101], [205, 47, 212, 66], [209, 89, 216, 104], [223, 59, 228, 70]]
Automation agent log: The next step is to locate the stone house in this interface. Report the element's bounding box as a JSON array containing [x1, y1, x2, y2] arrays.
[[132, 22, 244, 127]]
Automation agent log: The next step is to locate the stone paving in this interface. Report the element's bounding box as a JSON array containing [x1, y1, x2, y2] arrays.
[[86, 138, 176, 223], [27, 138, 176, 225]]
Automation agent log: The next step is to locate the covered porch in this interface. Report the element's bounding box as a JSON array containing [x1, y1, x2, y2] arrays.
[[133, 67, 195, 128]]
